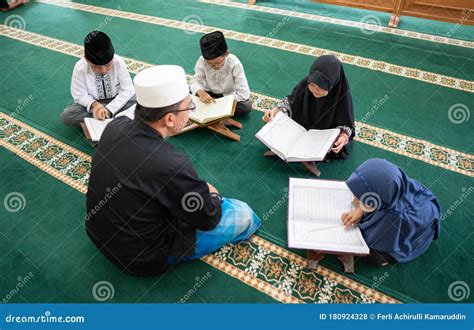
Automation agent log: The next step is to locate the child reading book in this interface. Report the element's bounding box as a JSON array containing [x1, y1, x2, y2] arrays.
[[262, 55, 355, 160], [343, 158, 441, 266], [60, 31, 135, 127], [190, 31, 252, 117]]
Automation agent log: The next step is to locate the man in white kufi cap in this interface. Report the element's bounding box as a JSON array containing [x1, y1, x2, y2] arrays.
[[85, 65, 261, 276]]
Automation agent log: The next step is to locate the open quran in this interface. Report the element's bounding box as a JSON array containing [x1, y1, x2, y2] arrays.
[[256, 112, 340, 162]]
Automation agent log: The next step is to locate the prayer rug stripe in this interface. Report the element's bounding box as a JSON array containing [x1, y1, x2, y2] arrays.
[[35, 0, 473, 93], [1, 25, 471, 177], [0, 111, 400, 304], [199, 0, 474, 49]]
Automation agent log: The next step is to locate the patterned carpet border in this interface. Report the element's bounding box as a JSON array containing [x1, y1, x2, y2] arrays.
[[0, 25, 472, 177], [199, 0, 474, 49], [35, 0, 473, 93], [0, 112, 400, 304]]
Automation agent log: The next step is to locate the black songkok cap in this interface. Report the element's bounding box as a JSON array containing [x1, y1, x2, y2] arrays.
[[84, 31, 115, 65], [200, 31, 228, 60]]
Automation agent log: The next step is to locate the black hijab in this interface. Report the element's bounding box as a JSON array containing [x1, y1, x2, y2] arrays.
[[287, 55, 355, 159]]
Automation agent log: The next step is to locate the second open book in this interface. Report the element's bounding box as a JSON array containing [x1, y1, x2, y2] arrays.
[[256, 112, 340, 162], [83, 105, 136, 142], [288, 178, 369, 255]]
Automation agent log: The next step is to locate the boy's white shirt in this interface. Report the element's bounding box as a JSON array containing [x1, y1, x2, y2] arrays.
[[70, 55, 135, 115], [190, 54, 250, 102]]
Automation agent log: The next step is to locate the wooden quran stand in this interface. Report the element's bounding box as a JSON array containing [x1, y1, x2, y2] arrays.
[[263, 151, 322, 177], [176, 100, 242, 141], [177, 117, 243, 142], [208, 118, 242, 141], [307, 250, 357, 273], [80, 122, 91, 140], [80, 122, 98, 147]]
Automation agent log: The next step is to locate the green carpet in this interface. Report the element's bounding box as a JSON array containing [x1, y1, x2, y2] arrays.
[[232, 0, 474, 41], [0, 0, 473, 303], [0, 148, 279, 303], [1, 2, 473, 152]]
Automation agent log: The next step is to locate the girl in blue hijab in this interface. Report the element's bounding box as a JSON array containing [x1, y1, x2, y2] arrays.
[[342, 158, 441, 266]]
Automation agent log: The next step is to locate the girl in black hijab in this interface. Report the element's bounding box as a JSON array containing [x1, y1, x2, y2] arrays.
[[263, 55, 355, 165]]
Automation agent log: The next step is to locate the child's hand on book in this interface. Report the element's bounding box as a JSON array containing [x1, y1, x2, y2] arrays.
[[262, 107, 279, 122], [341, 207, 363, 228], [331, 133, 347, 153], [197, 90, 216, 104], [92, 102, 111, 121]]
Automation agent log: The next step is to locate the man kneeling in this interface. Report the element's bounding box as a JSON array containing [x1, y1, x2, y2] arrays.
[[85, 65, 261, 275]]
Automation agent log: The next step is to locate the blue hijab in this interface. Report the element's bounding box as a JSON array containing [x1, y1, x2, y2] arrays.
[[345, 158, 441, 263]]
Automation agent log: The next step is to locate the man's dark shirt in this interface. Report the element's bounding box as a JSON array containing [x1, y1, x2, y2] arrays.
[[85, 117, 221, 276]]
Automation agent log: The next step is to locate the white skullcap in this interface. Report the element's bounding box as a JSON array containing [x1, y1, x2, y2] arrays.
[[133, 65, 189, 108]]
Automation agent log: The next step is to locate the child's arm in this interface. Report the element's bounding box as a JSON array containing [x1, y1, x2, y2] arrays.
[[71, 63, 95, 112], [232, 60, 251, 102], [104, 57, 135, 116], [191, 58, 215, 104], [190, 58, 208, 96]]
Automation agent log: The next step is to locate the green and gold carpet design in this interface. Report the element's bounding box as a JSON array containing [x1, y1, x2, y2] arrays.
[[0, 0, 472, 304]]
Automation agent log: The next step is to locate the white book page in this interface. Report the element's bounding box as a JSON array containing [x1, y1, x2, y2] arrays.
[[190, 95, 234, 123], [287, 178, 369, 254], [190, 95, 206, 122], [115, 104, 136, 120], [287, 128, 340, 161], [255, 112, 306, 158], [291, 225, 366, 251], [208, 95, 234, 117], [84, 118, 113, 142]]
